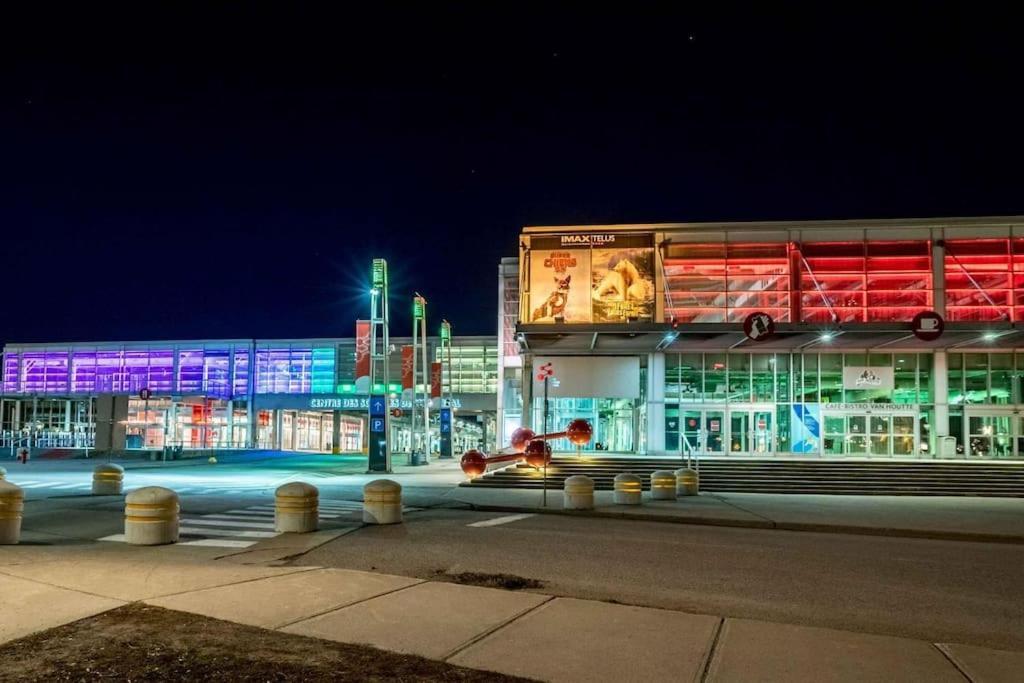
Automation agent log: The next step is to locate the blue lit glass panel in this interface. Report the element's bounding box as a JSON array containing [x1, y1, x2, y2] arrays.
[[178, 349, 204, 394], [232, 346, 250, 398], [204, 347, 231, 398], [311, 346, 335, 394]]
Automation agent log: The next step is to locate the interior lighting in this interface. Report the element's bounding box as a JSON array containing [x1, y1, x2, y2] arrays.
[[819, 332, 834, 342], [983, 332, 998, 342]]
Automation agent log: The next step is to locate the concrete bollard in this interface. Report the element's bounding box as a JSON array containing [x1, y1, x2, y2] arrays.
[[650, 470, 677, 500], [563, 475, 595, 510], [0, 480, 25, 545], [613, 473, 643, 505], [125, 486, 179, 545], [0, 466, 6, 480], [675, 467, 699, 496], [92, 463, 125, 495], [363, 479, 402, 524], [275, 482, 319, 533]]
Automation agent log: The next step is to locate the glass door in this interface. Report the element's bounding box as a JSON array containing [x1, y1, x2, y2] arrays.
[[728, 409, 774, 455], [681, 408, 725, 456], [967, 413, 1014, 458], [823, 412, 918, 457]]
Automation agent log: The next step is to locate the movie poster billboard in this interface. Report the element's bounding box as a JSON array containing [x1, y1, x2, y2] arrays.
[[527, 237, 591, 323], [589, 234, 656, 322]]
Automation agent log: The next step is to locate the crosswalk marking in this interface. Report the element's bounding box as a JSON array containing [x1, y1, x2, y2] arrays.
[[180, 539, 255, 548], [178, 526, 277, 538], [179, 518, 276, 530], [468, 513, 536, 528]]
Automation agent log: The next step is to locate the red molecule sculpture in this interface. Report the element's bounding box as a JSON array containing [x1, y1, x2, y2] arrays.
[[509, 427, 536, 452], [460, 420, 593, 477]]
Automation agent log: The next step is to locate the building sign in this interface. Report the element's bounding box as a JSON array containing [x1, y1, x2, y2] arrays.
[[401, 345, 414, 392], [310, 396, 461, 410], [842, 366, 894, 391], [355, 320, 371, 393], [791, 404, 820, 453], [912, 311, 944, 341], [820, 403, 919, 413], [528, 234, 656, 324], [742, 312, 775, 341]]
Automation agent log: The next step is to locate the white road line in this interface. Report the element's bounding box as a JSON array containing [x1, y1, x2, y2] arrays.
[[98, 534, 126, 542], [179, 518, 275, 530], [467, 513, 537, 528], [9, 481, 42, 486], [178, 527, 277, 538], [202, 513, 277, 521], [224, 509, 275, 516], [179, 539, 257, 548], [19, 482, 51, 488], [50, 483, 84, 489]]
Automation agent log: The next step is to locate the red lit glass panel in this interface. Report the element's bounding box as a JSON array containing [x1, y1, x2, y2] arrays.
[[664, 243, 790, 323], [945, 239, 1012, 321], [801, 240, 932, 323]]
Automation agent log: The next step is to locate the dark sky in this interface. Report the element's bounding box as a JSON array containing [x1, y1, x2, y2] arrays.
[[3, 5, 1022, 343]]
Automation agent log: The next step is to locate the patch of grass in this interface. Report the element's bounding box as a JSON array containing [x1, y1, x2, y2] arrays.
[[438, 571, 545, 591], [0, 604, 532, 682]]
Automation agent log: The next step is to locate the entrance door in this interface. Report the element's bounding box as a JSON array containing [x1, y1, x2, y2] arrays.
[[680, 408, 725, 457], [728, 409, 774, 455]]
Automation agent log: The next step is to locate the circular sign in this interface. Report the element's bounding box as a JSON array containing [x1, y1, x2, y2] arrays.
[[742, 312, 775, 342], [390, 408, 403, 418], [911, 311, 944, 342], [139, 388, 152, 401]]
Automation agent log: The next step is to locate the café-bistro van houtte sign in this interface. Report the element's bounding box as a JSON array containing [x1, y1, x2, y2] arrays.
[[528, 233, 656, 324]]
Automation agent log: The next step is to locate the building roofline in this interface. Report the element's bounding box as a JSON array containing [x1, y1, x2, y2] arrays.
[[522, 215, 1024, 234]]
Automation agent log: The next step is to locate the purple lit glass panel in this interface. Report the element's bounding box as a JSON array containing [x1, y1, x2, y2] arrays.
[[178, 349, 203, 394], [71, 350, 97, 394], [21, 352, 46, 394], [3, 353, 20, 393], [124, 350, 149, 393], [148, 350, 174, 393], [290, 348, 312, 393], [232, 347, 250, 398], [95, 351, 123, 392], [44, 351, 69, 393]]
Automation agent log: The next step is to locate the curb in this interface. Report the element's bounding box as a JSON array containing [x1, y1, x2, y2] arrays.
[[463, 503, 1024, 545]]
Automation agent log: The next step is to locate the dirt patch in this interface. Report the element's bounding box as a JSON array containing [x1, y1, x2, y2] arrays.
[[436, 571, 545, 591], [0, 603, 531, 682]]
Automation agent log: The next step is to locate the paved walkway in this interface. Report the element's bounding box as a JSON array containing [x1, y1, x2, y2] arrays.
[[1, 544, 1022, 681], [449, 487, 1024, 543]]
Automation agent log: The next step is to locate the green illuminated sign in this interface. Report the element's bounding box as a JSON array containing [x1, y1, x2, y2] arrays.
[[440, 321, 451, 341], [413, 297, 425, 320], [372, 258, 387, 287]]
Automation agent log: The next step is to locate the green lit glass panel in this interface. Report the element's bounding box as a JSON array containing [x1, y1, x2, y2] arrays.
[[311, 347, 336, 394]]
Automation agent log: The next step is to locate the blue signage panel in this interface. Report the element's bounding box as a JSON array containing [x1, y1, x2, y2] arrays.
[[368, 394, 389, 472], [439, 407, 453, 459]]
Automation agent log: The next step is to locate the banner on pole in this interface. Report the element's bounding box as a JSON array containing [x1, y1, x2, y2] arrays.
[[355, 320, 371, 393], [430, 362, 442, 398], [401, 345, 414, 391]]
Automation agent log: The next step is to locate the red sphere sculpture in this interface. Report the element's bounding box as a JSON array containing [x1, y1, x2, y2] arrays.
[[460, 449, 487, 478], [524, 440, 552, 468], [509, 427, 537, 452], [565, 419, 594, 446]]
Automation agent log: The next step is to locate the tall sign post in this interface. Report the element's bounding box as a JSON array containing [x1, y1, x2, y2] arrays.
[[368, 258, 391, 473], [438, 320, 454, 459], [411, 293, 430, 465], [536, 361, 554, 507]]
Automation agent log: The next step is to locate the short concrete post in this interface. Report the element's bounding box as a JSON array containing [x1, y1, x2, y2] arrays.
[[0, 480, 25, 544], [0, 466, 6, 480], [563, 475, 595, 510], [92, 463, 125, 495], [363, 479, 402, 524], [675, 467, 699, 496], [613, 473, 643, 505], [125, 486, 179, 545], [650, 470, 677, 500], [275, 482, 319, 533]]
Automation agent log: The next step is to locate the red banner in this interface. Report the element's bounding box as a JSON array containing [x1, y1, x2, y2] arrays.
[[430, 362, 442, 398], [401, 345, 414, 390], [355, 320, 371, 380]]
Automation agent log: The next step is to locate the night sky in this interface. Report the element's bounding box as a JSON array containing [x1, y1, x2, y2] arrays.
[[3, 5, 1022, 344]]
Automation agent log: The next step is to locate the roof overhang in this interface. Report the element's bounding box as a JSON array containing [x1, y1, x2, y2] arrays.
[[515, 322, 1024, 354]]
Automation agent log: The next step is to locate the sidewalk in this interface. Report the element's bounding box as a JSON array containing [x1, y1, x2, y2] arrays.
[[1, 543, 1021, 682], [448, 487, 1024, 544]]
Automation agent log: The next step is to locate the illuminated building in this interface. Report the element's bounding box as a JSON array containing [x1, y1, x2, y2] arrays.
[[501, 216, 1024, 458]]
